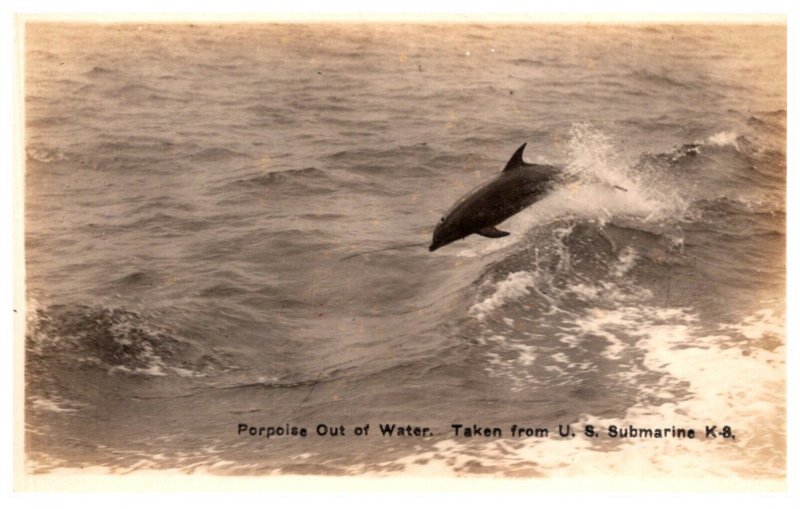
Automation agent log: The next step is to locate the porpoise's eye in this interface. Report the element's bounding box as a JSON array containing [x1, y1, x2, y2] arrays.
[[440, 217, 444, 222]]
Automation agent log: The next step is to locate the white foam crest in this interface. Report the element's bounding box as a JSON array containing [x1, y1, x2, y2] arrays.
[[724, 307, 783, 340], [29, 396, 84, 414], [479, 334, 540, 390], [107, 321, 210, 378], [26, 146, 67, 163], [562, 123, 688, 222], [26, 441, 249, 476], [558, 306, 641, 360], [608, 306, 785, 477], [564, 123, 622, 182], [706, 130, 741, 150], [452, 125, 688, 258], [469, 271, 537, 322], [383, 304, 784, 479], [612, 246, 638, 277], [472, 245, 651, 385]]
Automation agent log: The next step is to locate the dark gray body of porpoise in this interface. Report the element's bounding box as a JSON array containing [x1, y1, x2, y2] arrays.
[[429, 143, 560, 252]]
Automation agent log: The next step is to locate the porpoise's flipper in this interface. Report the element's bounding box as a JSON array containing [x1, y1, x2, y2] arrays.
[[477, 226, 510, 238]]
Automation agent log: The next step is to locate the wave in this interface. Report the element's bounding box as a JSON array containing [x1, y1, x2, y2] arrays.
[[469, 271, 537, 322], [112, 83, 163, 96], [122, 212, 213, 235], [453, 124, 782, 315], [26, 146, 68, 164], [219, 167, 339, 198], [326, 142, 434, 167], [106, 83, 190, 105], [95, 136, 176, 152], [353, 162, 784, 475], [705, 130, 741, 150], [26, 304, 232, 378], [198, 283, 250, 298], [85, 65, 115, 76], [468, 220, 675, 325], [26, 115, 74, 129], [628, 69, 691, 89], [377, 305, 784, 478], [637, 143, 701, 166], [696, 195, 785, 223], [112, 270, 161, 288], [429, 198, 784, 476], [28, 395, 85, 414], [447, 127, 784, 412], [237, 166, 329, 186], [511, 57, 546, 66], [214, 165, 408, 201], [190, 147, 249, 162], [640, 131, 758, 165]]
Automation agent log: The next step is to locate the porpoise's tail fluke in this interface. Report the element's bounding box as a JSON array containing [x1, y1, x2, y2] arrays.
[[340, 242, 429, 261]]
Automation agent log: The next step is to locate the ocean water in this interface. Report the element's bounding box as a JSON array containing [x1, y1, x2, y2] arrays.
[[23, 23, 786, 479]]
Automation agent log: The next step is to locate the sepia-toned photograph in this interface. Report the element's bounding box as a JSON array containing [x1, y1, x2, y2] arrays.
[[16, 15, 786, 487]]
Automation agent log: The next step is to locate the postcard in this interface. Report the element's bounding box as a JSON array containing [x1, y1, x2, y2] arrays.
[[15, 15, 787, 490]]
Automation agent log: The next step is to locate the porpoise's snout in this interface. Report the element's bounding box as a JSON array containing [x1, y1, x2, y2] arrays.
[[430, 225, 444, 252]]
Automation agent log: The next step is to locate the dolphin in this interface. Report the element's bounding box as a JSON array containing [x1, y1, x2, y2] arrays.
[[429, 143, 560, 252]]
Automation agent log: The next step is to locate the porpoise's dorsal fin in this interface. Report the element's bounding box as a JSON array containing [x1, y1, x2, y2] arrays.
[[502, 143, 530, 172]]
